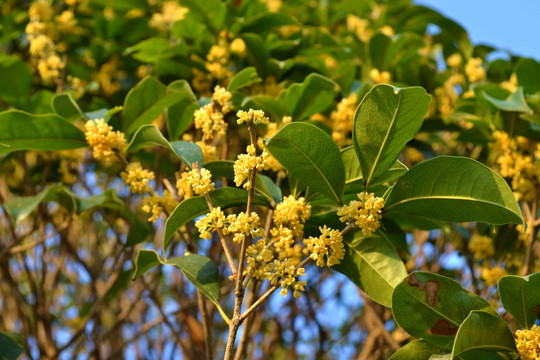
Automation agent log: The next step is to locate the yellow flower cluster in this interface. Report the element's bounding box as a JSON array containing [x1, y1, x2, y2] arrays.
[[121, 162, 155, 194], [97, 56, 127, 95], [194, 104, 228, 140], [465, 57, 486, 83], [212, 86, 233, 114], [434, 73, 465, 118], [246, 239, 275, 280], [195, 207, 227, 239], [468, 234, 495, 260], [446, 53, 462, 68], [142, 190, 177, 223], [176, 171, 194, 200], [237, 109, 269, 126], [304, 226, 345, 267], [229, 38, 247, 57], [84, 118, 127, 162], [515, 325, 540, 360], [272, 196, 311, 238], [257, 116, 291, 173], [500, 73, 518, 93], [267, 258, 307, 298], [369, 68, 392, 84], [233, 145, 270, 189], [480, 265, 508, 287], [206, 41, 232, 80], [185, 168, 215, 196], [227, 211, 264, 243], [261, 0, 282, 12], [150, 1, 188, 32], [338, 192, 385, 236], [331, 93, 358, 148], [346, 15, 372, 42]]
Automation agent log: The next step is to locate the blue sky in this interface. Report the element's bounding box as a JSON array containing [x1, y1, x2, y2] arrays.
[[415, 0, 540, 60]]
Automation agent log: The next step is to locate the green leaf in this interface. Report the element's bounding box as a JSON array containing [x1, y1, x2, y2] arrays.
[[180, 0, 226, 36], [0, 54, 31, 107], [452, 310, 518, 359], [242, 95, 285, 120], [0, 110, 86, 154], [392, 272, 497, 350], [389, 339, 447, 360], [133, 249, 220, 304], [332, 230, 408, 307], [341, 146, 408, 186], [123, 77, 188, 135], [166, 80, 198, 140], [227, 67, 261, 92], [516, 58, 540, 94], [52, 93, 86, 121], [204, 160, 282, 204], [123, 37, 171, 63], [384, 156, 523, 225], [266, 122, 345, 204], [498, 273, 540, 329], [76, 190, 124, 214], [164, 188, 271, 251], [285, 73, 337, 121], [483, 88, 533, 114], [0, 331, 23, 360], [4, 185, 76, 225], [240, 12, 298, 34], [125, 125, 203, 169], [241, 33, 269, 78], [353, 84, 431, 188]]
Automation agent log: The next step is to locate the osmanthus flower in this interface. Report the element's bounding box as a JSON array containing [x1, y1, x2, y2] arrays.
[[337, 192, 384, 236], [515, 324, 540, 360], [465, 57, 486, 83], [272, 196, 311, 238], [84, 118, 127, 162], [246, 239, 275, 281], [331, 93, 358, 148], [193, 104, 228, 140], [236, 109, 269, 126], [185, 168, 215, 196], [233, 145, 270, 189], [142, 190, 177, 223], [467, 234, 495, 260], [304, 225, 344, 267], [211, 85, 233, 114], [176, 171, 194, 200], [226, 211, 264, 243], [121, 162, 155, 194], [480, 264, 508, 287], [149, 1, 188, 32], [369, 68, 391, 84], [267, 258, 307, 298], [195, 207, 227, 240]]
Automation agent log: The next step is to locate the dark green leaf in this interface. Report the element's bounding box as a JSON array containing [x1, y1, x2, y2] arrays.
[[341, 146, 408, 186], [285, 73, 337, 121], [498, 273, 540, 329], [123, 37, 171, 63], [52, 93, 86, 121], [170, 140, 204, 169], [163, 188, 271, 251], [389, 339, 447, 360], [516, 58, 540, 94], [483, 88, 533, 114], [333, 230, 408, 307], [353, 84, 431, 188], [180, 0, 226, 36], [242, 95, 285, 120], [227, 67, 261, 92], [166, 80, 198, 140], [241, 33, 269, 78], [240, 12, 298, 34], [0, 331, 23, 360], [452, 310, 518, 359], [133, 249, 220, 304], [0, 54, 31, 107], [266, 122, 345, 204], [392, 272, 497, 350], [384, 156, 523, 225], [0, 110, 86, 154]]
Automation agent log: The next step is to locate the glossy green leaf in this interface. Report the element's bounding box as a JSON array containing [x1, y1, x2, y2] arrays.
[[285, 73, 337, 121], [180, 0, 226, 36], [52, 93, 86, 121], [204, 160, 282, 204], [353, 84, 431, 188], [392, 272, 497, 350], [123, 37, 171, 63], [227, 67, 260, 92], [241, 33, 269, 78], [384, 156, 523, 225], [266, 122, 345, 204], [5, 185, 76, 225], [0, 331, 23, 360], [170, 140, 204, 169], [164, 188, 271, 251], [123, 77, 189, 135], [133, 249, 220, 304], [332, 230, 408, 307], [389, 339, 447, 360], [341, 146, 408, 186], [240, 12, 298, 34], [452, 310, 517, 359], [498, 273, 540, 329], [242, 95, 285, 120], [0, 110, 86, 154], [166, 80, 198, 140], [483, 88, 533, 114], [0, 54, 31, 107], [76, 190, 124, 214], [516, 58, 540, 94]]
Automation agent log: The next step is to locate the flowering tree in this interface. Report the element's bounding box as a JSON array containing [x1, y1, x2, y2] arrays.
[[0, 0, 539, 359]]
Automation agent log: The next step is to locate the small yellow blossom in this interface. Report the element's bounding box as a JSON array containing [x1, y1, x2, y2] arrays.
[[227, 211, 264, 243], [195, 207, 227, 239], [121, 162, 155, 194], [142, 190, 177, 223], [233, 146, 270, 189], [304, 225, 345, 267], [468, 234, 495, 260], [379, 25, 394, 37], [246, 239, 275, 280], [230, 38, 246, 56], [268, 258, 306, 298], [237, 109, 269, 125], [331, 93, 358, 147], [480, 265, 508, 287], [446, 53, 462, 68], [270, 226, 295, 255], [465, 57, 486, 83], [347, 15, 372, 42], [176, 171, 194, 200], [273, 196, 311, 238], [186, 168, 215, 195], [194, 104, 228, 140], [500, 73, 518, 93], [84, 118, 127, 162], [212, 85, 233, 114], [338, 192, 384, 236], [150, 1, 188, 31], [369, 68, 392, 84], [515, 325, 540, 360]]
